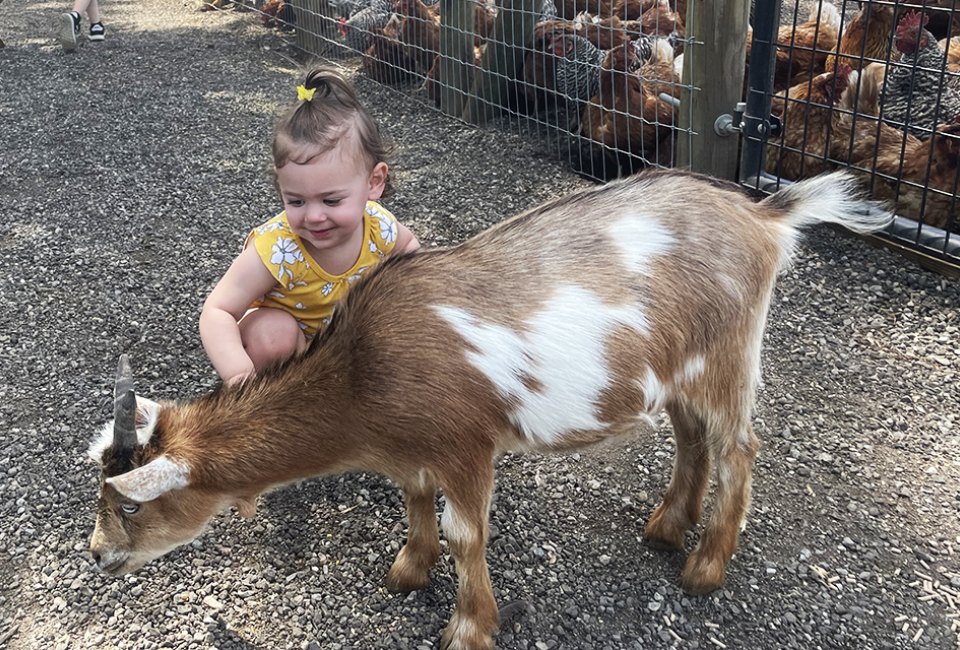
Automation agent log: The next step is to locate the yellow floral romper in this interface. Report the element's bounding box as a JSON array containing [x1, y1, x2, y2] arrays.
[[245, 201, 399, 338]]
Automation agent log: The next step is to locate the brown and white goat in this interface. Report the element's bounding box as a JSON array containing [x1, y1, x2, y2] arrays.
[[88, 170, 891, 650]]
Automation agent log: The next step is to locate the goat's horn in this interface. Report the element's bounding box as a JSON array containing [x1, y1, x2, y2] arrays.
[[113, 354, 138, 451]]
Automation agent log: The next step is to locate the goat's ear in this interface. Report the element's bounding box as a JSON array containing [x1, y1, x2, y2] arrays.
[[106, 455, 190, 502], [235, 493, 259, 518]]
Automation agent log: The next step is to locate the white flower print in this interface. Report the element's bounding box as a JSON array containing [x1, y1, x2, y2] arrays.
[[321, 282, 334, 296], [271, 237, 303, 281], [258, 221, 285, 236], [375, 214, 397, 247]]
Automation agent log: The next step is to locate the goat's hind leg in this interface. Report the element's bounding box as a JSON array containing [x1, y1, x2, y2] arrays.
[[644, 400, 710, 551], [681, 419, 759, 594], [385, 478, 441, 593]]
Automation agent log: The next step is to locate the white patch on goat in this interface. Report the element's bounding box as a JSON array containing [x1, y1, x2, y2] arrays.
[[441, 499, 475, 545], [716, 274, 743, 303], [435, 285, 650, 444], [87, 397, 161, 463], [607, 213, 676, 277], [676, 355, 705, 386], [640, 366, 668, 413]]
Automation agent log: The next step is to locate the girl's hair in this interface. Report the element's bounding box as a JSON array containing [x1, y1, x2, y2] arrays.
[[273, 67, 393, 194]]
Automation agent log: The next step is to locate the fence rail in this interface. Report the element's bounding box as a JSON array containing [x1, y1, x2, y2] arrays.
[[223, 0, 960, 273]]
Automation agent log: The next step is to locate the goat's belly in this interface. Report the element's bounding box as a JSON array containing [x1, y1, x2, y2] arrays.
[[498, 412, 659, 454]]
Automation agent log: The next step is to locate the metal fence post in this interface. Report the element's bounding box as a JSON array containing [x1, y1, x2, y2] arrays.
[[740, 0, 781, 188]]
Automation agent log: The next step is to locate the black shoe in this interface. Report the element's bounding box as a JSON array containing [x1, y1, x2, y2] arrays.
[[59, 11, 81, 51], [89, 22, 105, 41]]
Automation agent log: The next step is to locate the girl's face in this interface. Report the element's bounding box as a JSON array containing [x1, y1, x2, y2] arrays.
[[276, 144, 387, 257]]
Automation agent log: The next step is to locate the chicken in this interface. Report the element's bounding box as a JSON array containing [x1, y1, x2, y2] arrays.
[[824, 0, 895, 73], [362, 24, 417, 85], [765, 66, 849, 180], [610, 0, 653, 21], [523, 25, 606, 129], [395, 0, 441, 75], [879, 11, 960, 139], [580, 40, 679, 173], [639, 0, 682, 39], [871, 119, 960, 231], [260, 0, 296, 30], [560, 0, 615, 21], [746, 1, 841, 92], [572, 13, 632, 50], [828, 67, 958, 232], [343, 0, 395, 53], [938, 35, 960, 73]]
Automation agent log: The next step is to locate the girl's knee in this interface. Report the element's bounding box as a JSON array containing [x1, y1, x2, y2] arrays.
[[239, 309, 304, 369]]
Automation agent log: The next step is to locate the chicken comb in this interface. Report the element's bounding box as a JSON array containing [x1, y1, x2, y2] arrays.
[[896, 9, 929, 37]]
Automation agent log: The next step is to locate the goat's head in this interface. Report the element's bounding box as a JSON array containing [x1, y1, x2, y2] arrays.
[[87, 356, 252, 575]]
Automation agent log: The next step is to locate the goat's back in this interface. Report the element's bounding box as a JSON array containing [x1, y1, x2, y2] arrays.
[[318, 171, 788, 453]]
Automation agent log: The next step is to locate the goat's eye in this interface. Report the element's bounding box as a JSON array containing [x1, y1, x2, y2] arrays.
[[120, 503, 140, 515]]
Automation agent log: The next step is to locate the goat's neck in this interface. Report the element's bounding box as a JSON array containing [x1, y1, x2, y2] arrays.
[[166, 363, 360, 494]]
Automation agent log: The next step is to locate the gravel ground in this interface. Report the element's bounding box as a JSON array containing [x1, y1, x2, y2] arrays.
[[2, 1, 960, 649]]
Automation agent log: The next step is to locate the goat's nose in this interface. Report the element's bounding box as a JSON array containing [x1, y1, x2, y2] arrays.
[[91, 549, 102, 567]]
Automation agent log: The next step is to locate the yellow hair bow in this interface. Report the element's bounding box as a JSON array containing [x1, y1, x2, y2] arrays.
[[297, 85, 316, 102]]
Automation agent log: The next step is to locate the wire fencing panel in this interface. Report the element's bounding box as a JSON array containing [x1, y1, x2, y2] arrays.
[[241, 0, 699, 182], [743, 0, 960, 271]]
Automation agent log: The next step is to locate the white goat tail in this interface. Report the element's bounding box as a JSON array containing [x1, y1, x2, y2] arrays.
[[763, 171, 894, 234]]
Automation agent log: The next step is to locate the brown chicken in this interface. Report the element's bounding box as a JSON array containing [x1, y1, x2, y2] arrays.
[[747, 1, 841, 92], [363, 27, 418, 86], [396, 0, 441, 75], [765, 65, 850, 180], [830, 67, 959, 231], [560, 0, 615, 20], [260, 0, 296, 30], [639, 0, 682, 39], [581, 40, 679, 170], [938, 36, 960, 73], [572, 13, 636, 50], [825, 1, 895, 72]]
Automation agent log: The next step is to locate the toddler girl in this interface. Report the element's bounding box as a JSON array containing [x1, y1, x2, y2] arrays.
[[200, 67, 420, 385]]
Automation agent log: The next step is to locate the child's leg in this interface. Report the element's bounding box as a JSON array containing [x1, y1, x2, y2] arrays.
[[72, 0, 100, 22], [238, 308, 306, 371]]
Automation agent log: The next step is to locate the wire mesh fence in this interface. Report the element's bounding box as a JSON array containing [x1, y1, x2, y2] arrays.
[[212, 0, 959, 272], [744, 0, 959, 271], [221, 0, 698, 182]]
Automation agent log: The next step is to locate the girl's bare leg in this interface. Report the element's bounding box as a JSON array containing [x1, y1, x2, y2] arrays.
[[238, 308, 306, 371]]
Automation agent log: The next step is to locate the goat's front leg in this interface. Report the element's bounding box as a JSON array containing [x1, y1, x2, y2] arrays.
[[385, 479, 441, 593], [439, 464, 499, 650], [681, 423, 759, 594]]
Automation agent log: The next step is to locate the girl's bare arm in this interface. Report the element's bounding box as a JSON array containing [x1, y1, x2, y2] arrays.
[[199, 246, 278, 383]]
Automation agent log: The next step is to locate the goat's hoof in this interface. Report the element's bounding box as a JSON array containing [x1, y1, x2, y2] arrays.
[[679, 550, 726, 594], [384, 566, 430, 593], [440, 612, 496, 650], [642, 509, 688, 551]]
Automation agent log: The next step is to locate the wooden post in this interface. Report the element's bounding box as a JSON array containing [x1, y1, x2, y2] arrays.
[[675, 0, 751, 180], [463, 0, 538, 124], [439, 0, 477, 117]]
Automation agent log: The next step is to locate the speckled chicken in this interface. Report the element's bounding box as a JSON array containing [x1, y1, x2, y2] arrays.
[[881, 11, 960, 139], [343, 0, 395, 53], [540, 32, 607, 130]]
